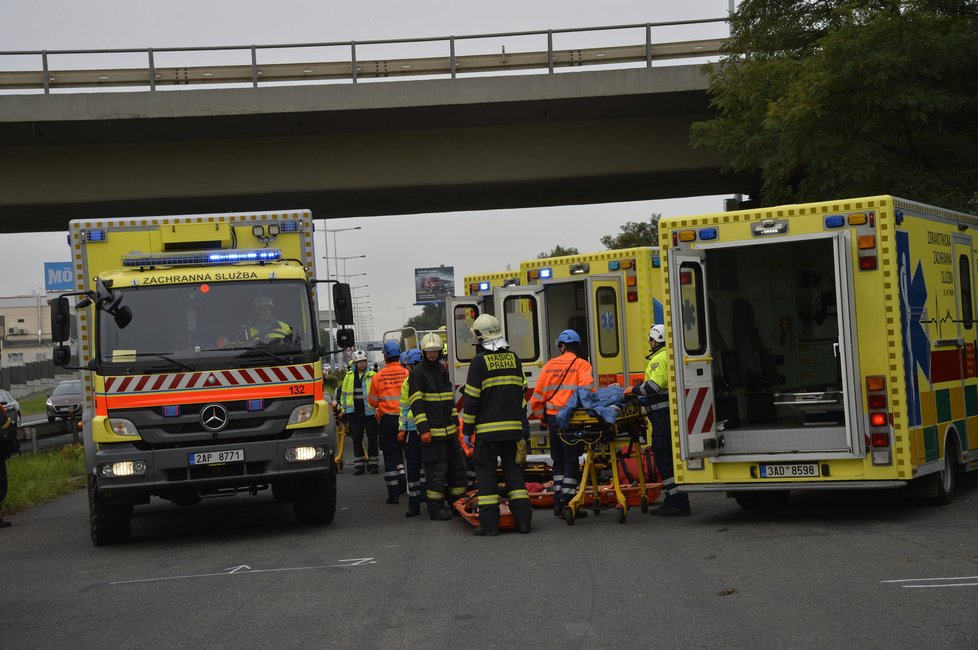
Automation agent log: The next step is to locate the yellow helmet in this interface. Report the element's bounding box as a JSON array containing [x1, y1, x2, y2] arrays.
[[420, 333, 443, 352]]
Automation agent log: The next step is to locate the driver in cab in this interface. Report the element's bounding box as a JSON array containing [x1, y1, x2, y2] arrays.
[[246, 296, 293, 343]]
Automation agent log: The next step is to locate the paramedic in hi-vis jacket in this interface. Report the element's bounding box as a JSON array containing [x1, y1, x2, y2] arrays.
[[367, 340, 409, 504], [627, 324, 691, 517], [462, 314, 532, 536]]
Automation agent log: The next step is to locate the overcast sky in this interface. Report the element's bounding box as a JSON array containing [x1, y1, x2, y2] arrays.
[[0, 0, 735, 341]]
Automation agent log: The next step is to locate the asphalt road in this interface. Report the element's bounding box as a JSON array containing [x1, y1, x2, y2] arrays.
[[2, 452, 977, 649]]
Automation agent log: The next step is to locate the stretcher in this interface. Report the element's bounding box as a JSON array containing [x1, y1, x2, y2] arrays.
[[558, 398, 662, 525], [452, 489, 517, 530], [334, 419, 347, 470], [527, 480, 662, 510]]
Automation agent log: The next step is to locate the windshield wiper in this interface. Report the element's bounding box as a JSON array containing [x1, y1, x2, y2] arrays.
[[133, 352, 195, 371]]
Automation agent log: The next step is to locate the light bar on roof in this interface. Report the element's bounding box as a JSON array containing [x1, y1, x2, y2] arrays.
[[122, 248, 283, 268]]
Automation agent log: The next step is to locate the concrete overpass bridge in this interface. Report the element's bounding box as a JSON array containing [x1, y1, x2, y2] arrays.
[[0, 20, 759, 233]]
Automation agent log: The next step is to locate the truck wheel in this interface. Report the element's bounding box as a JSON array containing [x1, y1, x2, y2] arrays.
[[88, 478, 132, 546], [271, 481, 293, 503], [733, 491, 790, 509], [293, 471, 337, 525], [934, 436, 959, 506]]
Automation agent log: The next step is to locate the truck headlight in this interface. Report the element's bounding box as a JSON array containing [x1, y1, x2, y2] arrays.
[[285, 445, 325, 463], [288, 404, 314, 425], [99, 460, 148, 477], [109, 418, 139, 436]]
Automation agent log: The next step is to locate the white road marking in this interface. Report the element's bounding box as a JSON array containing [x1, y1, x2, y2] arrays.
[[110, 558, 376, 585], [881, 576, 978, 589]]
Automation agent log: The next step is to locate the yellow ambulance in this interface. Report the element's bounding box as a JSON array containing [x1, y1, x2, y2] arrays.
[[658, 195, 978, 506]]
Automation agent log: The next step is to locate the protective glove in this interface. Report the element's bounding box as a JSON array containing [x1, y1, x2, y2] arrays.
[[397, 430, 406, 443], [420, 432, 433, 444], [515, 439, 527, 465]]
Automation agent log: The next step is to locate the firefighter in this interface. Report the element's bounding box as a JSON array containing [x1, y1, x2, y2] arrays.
[[245, 295, 293, 343], [462, 314, 532, 536], [367, 340, 409, 504], [397, 348, 426, 517], [529, 329, 594, 517], [409, 333, 468, 521], [627, 324, 691, 516], [336, 349, 379, 475]]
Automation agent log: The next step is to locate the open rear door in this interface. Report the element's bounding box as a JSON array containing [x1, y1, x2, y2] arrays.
[[495, 285, 548, 394], [669, 249, 719, 458], [447, 295, 493, 395], [586, 275, 628, 387]]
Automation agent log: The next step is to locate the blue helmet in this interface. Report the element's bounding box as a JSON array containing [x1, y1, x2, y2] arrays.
[[383, 340, 402, 359], [403, 348, 422, 366], [556, 329, 581, 345]]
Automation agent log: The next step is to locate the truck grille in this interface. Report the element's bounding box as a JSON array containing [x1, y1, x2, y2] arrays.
[[167, 461, 269, 482]]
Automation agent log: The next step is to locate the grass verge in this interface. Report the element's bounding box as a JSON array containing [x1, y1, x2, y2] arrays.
[[2, 444, 86, 517], [18, 392, 49, 417]]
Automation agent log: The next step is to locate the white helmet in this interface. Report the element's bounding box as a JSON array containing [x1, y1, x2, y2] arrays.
[[470, 314, 503, 343], [471, 314, 509, 351], [648, 324, 665, 343], [351, 349, 368, 362], [420, 333, 443, 352]]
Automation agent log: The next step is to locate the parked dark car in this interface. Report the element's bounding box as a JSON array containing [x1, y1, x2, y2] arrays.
[[47, 380, 83, 422], [0, 389, 20, 426]]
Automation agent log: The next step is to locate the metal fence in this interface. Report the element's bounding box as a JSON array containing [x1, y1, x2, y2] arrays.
[[0, 18, 729, 94]]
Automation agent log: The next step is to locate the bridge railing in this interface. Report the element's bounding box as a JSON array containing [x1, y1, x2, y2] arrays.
[[0, 18, 728, 94]]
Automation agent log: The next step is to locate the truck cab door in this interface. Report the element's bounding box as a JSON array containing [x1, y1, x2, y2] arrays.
[[586, 275, 628, 387], [447, 295, 493, 401], [668, 249, 719, 458]]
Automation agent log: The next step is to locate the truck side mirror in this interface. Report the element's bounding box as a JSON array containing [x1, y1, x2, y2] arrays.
[[49, 296, 71, 343], [53, 346, 72, 367], [335, 328, 355, 349], [333, 283, 354, 326]]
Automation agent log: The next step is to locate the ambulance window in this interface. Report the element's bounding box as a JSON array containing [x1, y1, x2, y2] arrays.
[[503, 296, 539, 361], [679, 262, 707, 355], [596, 287, 620, 358], [959, 254, 973, 330], [453, 305, 479, 362]]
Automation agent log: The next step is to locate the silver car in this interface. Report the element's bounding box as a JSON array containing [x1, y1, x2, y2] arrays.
[[47, 380, 83, 422]]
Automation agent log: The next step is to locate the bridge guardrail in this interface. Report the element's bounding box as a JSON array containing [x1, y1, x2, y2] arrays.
[[0, 19, 728, 94]]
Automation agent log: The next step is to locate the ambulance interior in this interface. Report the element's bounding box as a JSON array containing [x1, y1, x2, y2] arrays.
[[702, 238, 852, 454], [501, 282, 591, 364]]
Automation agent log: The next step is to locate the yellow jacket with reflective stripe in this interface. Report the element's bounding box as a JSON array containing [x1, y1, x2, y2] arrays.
[[408, 359, 458, 437], [462, 348, 527, 441]]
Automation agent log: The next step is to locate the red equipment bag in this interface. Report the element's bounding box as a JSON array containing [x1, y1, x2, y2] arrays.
[[615, 443, 660, 485]]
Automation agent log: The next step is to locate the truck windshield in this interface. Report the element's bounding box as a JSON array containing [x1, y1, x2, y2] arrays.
[[97, 280, 316, 368]]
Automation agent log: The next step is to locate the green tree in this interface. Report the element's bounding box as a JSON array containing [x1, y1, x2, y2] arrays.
[[600, 215, 662, 249], [537, 245, 579, 259], [405, 303, 445, 330], [691, 0, 978, 211]]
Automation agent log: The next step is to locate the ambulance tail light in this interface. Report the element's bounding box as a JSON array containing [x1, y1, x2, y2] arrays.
[[859, 256, 878, 270], [866, 375, 891, 465], [627, 291, 638, 303]]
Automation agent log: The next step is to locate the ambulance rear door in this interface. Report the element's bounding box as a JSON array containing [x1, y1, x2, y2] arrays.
[[447, 295, 494, 397], [494, 285, 548, 396], [668, 249, 720, 458], [586, 275, 629, 387]]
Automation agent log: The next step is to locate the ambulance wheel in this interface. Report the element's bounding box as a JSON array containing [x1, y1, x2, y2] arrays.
[[564, 508, 575, 526], [616, 507, 626, 524], [934, 436, 959, 505], [640, 496, 649, 513]]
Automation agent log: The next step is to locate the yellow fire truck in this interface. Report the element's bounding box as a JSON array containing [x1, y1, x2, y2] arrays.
[[658, 195, 978, 506], [451, 248, 663, 454], [49, 210, 354, 544]]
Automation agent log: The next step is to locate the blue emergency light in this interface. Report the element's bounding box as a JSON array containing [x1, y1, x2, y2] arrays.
[[539, 268, 553, 279], [83, 229, 108, 243], [122, 248, 283, 268], [478, 281, 490, 292], [824, 215, 846, 228], [276, 220, 302, 233], [698, 228, 718, 240]]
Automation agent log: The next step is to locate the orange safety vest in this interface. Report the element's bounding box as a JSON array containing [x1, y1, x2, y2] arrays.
[[367, 362, 409, 418], [529, 352, 594, 417]]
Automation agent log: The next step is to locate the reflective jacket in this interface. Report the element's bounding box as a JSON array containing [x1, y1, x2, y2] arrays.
[[340, 368, 376, 416], [399, 377, 417, 433], [367, 361, 409, 418], [529, 351, 594, 417], [408, 358, 458, 438], [634, 346, 668, 413], [247, 319, 292, 342], [462, 348, 527, 442]]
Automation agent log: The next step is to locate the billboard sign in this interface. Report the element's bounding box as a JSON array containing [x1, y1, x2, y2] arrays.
[[414, 266, 455, 304], [44, 262, 74, 292]]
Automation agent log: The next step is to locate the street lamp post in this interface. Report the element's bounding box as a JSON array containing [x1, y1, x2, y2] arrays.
[[320, 225, 361, 365]]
